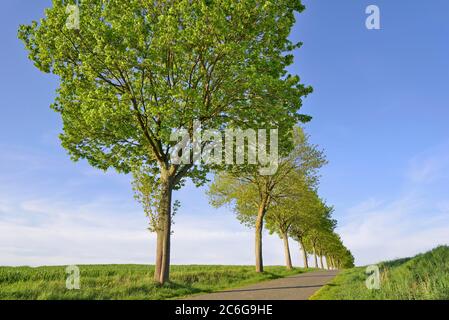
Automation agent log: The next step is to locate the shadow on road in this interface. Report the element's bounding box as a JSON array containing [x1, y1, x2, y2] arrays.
[[288, 274, 336, 279], [217, 284, 323, 293]]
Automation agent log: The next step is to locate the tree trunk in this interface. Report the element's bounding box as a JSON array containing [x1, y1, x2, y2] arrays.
[[153, 229, 163, 282], [313, 245, 318, 268], [299, 240, 308, 269], [154, 173, 173, 285], [319, 254, 324, 269], [255, 203, 266, 273], [325, 256, 330, 270], [282, 232, 292, 270]]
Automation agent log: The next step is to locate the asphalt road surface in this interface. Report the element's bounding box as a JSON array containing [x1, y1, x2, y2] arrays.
[[185, 270, 338, 300]]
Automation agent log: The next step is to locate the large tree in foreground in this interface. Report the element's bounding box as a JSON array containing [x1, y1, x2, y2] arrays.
[[19, 0, 311, 283]]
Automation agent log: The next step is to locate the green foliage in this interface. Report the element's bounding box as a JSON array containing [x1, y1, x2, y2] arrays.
[[311, 246, 449, 300], [288, 191, 322, 245], [18, 0, 311, 182], [18, 5, 313, 277], [208, 127, 326, 229], [265, 173, 315, 236], [18, 1, 313, 283], [209, 173, 261, 227], [132, 165, 162, 232], [301, 202, 335, 251], [0, 264, 311, 300], [285, 193, 355, 269]]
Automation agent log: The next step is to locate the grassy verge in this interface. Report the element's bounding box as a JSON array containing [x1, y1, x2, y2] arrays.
[[0, 265, 311, 300], [311, 246, 449, 300]]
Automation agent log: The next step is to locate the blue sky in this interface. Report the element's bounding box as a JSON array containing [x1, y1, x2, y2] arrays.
[[1, 0, 448, 266]]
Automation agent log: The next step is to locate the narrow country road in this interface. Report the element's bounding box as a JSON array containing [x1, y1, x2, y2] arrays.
[[185, 270, 338, 300]]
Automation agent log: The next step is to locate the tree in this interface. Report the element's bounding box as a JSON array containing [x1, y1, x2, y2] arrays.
[[208, 158, 296, 272], [304, 222, 355, 270], [322, 234, 354, 269], [209, 127, 325, 271], [303, 202, 336, 268], [315, 231, 334, 269], [292, 226, 310, 268], [19, 0, 311, 284], [288, 189, 323, 269], [265, 180, 314, 270]]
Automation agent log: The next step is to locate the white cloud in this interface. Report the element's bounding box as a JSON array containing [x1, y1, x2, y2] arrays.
[[0, 199, 11, 213], [0, 146, 302, 268], [339, 196, 449, 265], [406, 142, 449, 184], [437, 201, 449, 214], [0, 192, 301, 267], [3, 141, 449, 268], [339, 142, 449, 266]]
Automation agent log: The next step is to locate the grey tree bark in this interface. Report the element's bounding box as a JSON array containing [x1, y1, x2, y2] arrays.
[[255, 204, 266, 273], [154, 172, 173, 284], [299, 239, 308, 269], [313, 245, 318, 268], [282, 232, 293, 270]]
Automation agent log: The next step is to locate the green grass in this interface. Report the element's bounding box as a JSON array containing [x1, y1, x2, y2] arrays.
[[311, 246, 449, 300], [0, 264, 311, 300]]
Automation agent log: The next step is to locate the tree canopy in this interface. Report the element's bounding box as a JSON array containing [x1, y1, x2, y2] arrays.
[[19, 0, 312, 283]]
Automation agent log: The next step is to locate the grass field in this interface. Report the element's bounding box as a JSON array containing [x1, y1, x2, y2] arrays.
[[311, 246, 449, 300], [0, 265, 311, 300]]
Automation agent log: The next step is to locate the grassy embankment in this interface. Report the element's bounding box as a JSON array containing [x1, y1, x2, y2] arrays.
[[0, 265, 311, 300], [311, 246, 449, 300]]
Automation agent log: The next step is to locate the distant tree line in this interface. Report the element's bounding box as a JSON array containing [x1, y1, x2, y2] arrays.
[[209, 127, 354, 272]]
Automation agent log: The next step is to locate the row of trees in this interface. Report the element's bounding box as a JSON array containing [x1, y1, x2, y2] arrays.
[[19, 0, 352, 284], [209, 127, 354, 272]]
